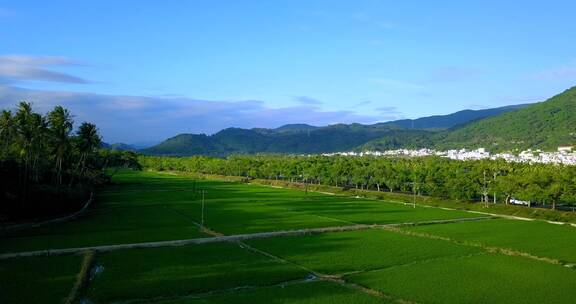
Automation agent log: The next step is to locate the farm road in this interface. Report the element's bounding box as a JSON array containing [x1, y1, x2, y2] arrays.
[[0, 216, 493, 260]]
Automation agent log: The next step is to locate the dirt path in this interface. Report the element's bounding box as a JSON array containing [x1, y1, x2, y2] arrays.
[[0, 216, 492, 260]]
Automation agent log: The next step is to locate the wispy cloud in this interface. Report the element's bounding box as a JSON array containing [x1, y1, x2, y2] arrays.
[[353, 100, 372, 107], [0, 85, 382, 143], [0, 55, 89, 84], [532, 61, 576, 81], [372, 78, 424, 90], [374, 106, 402, 120], [292, 95, 323, 105], [496, 95, 544, 105], [427, 66, 484, 82]]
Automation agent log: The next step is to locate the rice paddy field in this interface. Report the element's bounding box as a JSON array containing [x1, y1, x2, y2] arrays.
[[1, 169, 576, 303]]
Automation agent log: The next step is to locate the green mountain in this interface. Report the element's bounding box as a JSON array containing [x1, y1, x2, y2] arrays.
[[437, 87, 576, 151], [143, 102, 529, 156], [101, 142, 137, 151], [382, 104, 529, 130], [142, 124, 411, 156]]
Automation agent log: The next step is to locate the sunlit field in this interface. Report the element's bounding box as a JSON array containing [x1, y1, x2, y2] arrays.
[[2, 170, 576, 303]]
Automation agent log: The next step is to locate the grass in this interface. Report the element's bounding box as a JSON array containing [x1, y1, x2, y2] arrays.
[[0, 255, 81, 304], [4, 170, 576, 304], [247, 229, 480, 275], [349, 253, 576, 304], [1, 169, 479, 252], [250, 176, 576, 224], [404, 218, 576, 263], [155, 280, 387, 304], [87, 242, 308, 303]]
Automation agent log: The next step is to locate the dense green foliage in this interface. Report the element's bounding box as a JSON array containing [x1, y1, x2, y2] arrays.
[[139, 155, 576, 207], [142, 104, 526, 156], [438, 86, 576, 150], [358, 129, 435, 150], [384, 104, 528, 130], [0, 102, 140, 221], [143, 124, 414, 156]]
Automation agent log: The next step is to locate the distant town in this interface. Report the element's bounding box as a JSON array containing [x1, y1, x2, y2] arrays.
[[323, 147, 576, 166]]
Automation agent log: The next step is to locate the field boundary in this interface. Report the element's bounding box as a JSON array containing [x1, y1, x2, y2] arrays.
[[250, 180, 576, 228], [1, 192, 94, 234], [0, 216, 493, 260], [64, 250, 96, 304]]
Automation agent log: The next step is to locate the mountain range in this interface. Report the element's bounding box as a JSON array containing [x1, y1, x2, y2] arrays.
[[139, 102, 532, 156], [124, 86, 576, 156]]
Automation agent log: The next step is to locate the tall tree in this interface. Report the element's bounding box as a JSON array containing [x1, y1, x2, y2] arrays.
[[48, 106, 73, 185], [74, 122, 101, 183], [0, 110, 15, 157]]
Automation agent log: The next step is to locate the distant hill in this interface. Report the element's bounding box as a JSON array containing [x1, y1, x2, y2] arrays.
[[142, 102, 533, 156], [437, 87, 576, 151], [273, 124, 319, 133], [142, 124, 411, 156], [101, 142, 137, 151], [382, 104, 529, 130]]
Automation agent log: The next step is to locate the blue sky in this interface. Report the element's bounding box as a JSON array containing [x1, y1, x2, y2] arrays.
[[1, 0, 576, 144]]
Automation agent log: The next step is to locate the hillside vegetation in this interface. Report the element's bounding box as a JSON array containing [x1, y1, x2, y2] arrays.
[[438, 87, 576, 151], [143, 104, 528, 156]]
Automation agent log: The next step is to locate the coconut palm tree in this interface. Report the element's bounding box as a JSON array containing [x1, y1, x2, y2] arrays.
[[0, 110, 15, 158], [73, 122, 101, 183], [48, 106, 73, 185]]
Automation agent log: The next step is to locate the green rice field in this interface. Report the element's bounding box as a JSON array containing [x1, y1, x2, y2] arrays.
[[2, 170, 576, 303]]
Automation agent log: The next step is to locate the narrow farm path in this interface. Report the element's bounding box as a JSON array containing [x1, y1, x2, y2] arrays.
[[0, 216, 493, 260]]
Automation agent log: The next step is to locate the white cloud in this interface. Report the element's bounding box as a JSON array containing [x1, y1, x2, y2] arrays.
[[0, 85, 383, 143], [0, 55, 89, 84], [372, 78, 424, 90], [427, 66, 484, 82], [532, 62, 576, 81], [292, 95, 323, 105]]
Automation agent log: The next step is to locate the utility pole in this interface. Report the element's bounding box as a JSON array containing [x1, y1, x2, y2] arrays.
[[412, 183, 416, 208], [483, 170, 489, 208], [198, 189, 207, 229], [408, 182, 418, 208], [493, 171, 499, 204]]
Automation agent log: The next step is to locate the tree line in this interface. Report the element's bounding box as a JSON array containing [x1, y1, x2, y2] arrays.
[[0, 102, 139, 221], [139, 155, 576, 209]]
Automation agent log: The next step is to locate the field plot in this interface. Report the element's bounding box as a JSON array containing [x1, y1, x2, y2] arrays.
[[246, 229, 481, 275], [3, 170, 576, 304], [349, 253, 576, 304], [0, 172, 209, 253], [404, 218, 576, 264], [0, 255, 81, 304], [87, 243, 308, 303], [155, 281, 386, 304]]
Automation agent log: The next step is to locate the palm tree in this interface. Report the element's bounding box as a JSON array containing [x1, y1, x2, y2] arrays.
[[48, 106, 73, 185], [0, 110, 15, 158], [73, 122, 101, 184], [14, 102, 36, 185]]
